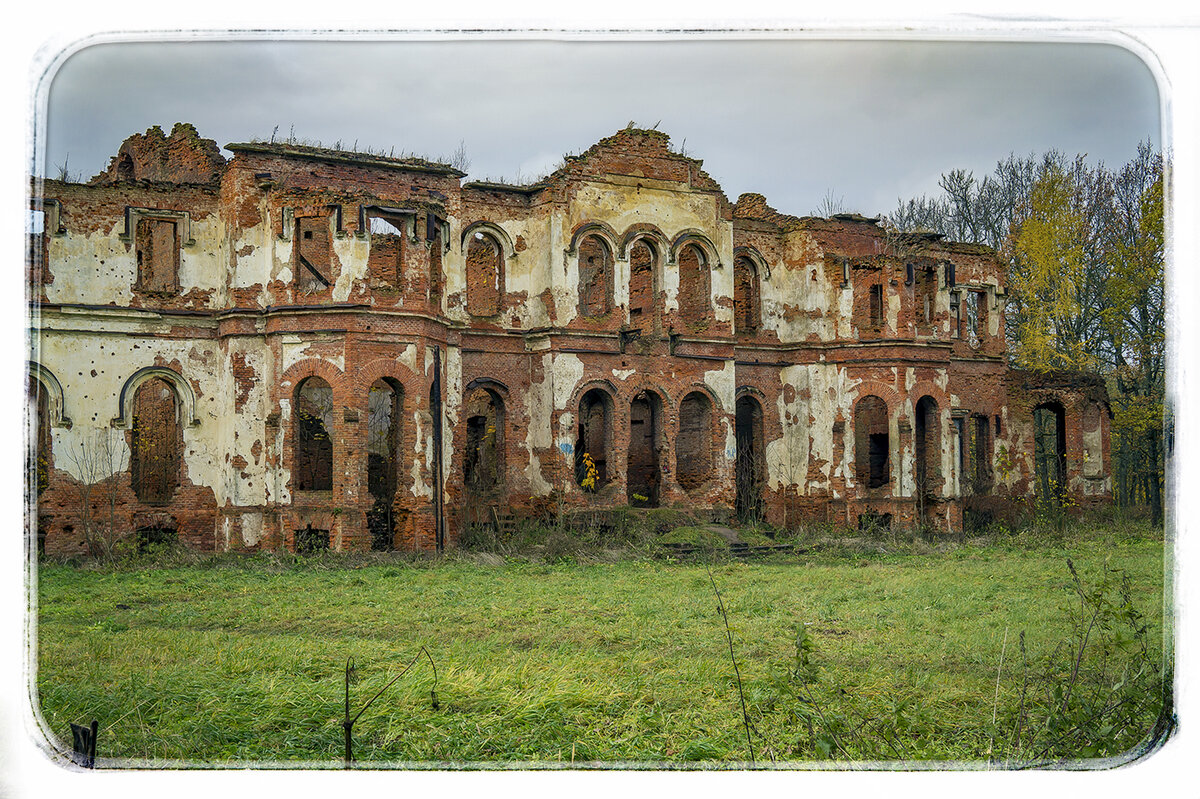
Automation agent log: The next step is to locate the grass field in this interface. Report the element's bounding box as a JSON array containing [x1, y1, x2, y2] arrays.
[[33, 520, 1169, 768]]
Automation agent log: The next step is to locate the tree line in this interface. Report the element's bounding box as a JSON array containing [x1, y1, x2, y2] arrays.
[[885, 143, 1165, 523]]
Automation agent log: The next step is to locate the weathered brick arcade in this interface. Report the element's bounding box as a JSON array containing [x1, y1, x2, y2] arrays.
[[27, 123, 1113, 555]]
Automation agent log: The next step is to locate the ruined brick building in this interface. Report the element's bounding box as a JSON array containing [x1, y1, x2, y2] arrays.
[[27, 123, 1113, 555]]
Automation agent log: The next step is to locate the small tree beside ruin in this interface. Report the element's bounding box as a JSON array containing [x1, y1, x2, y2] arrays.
[[64, 428, 127, 559]]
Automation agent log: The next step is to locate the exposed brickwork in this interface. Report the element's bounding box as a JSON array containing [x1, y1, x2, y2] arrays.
[[29, 123, 1113, 556], [92, 123, 225, 186]]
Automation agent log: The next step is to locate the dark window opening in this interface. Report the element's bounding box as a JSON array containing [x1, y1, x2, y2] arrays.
[[135, 218, 179, 294], [28, 375, 50, 497], [735, 395, 765, 522], [953, 416, 967, 492], [628, 241, 656, 335], [966, 290, 986, 345], [136, 526, 177, 553], [914, 396, 940, 518], [367, 378, 402, 551], [463, 387, 504, 496], [295, 524, 330, 553], [428, 223, 443, 309], [1033, 403, 1067, 506], [578, 235, 612, 317], [677, 244, 710, 327], [575, 389, 611, 490], [466, 232, 503, 316], [733, 256, 761, 334], [868, 284, 883, 326], [627, 391, 662, 507], [859, 511, 892, 531], [117, 154, 135, 181], [131, 377, 181, 504], [971, 414, 992, 495], [915, 264, 937, 334], [676, 392, 714, 489], [855, 395, 890, 490], [294, 377, 333, 492]]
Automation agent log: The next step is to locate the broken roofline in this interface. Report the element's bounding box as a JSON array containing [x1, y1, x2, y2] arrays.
[[226, 142, 467, 178]]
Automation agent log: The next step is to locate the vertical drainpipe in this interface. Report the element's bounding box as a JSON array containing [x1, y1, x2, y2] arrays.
[[431, 345, 445, 552]]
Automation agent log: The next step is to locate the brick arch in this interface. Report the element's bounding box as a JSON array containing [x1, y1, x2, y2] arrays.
[[851, 379, 902, 413], [465, 376, 510, 401], [355, 358, 424, 408], [905, 381, 949, 416], [669, 229, 722, 269], [571, 382, 619, 491], [114, 366, 200, 429], [671, 381, 726, 415], [566, 220, 620, 257], [620, 378, 673, 413], [460, 220, 516, 260], [733, 245, 771, 279], [617, 224, 671, 261], [280, 358, 348, 403], [674, 385, 725, 490], [569, 378, 620, 410]]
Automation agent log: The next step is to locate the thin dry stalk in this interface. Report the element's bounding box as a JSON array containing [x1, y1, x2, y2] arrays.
[[706, 566, 755, 766]]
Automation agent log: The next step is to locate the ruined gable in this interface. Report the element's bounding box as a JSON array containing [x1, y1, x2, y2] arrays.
[[92, 123, 226, 185]]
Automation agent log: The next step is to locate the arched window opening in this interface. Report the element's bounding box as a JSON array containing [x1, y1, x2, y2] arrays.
[[294, 377, 333, 492], [131, 377, 181, 504], [735, 395, 765, 521], [676, 392, 714, 489], [733, 256, 761, 334], [914, 396, 940, 518], [367, 378, 403, 551], [464, 387, 505, 496], [627, 390, 662, 507], [854, 395, 890, 490], [27, 375, 50, 497], [578, 235, 613, 317], [575, 389, 612, 491], [1033, 402, 1067, 505], [466, 232, 503, 316], [628, 240, 657, 335], [677, 244, 710, 327], [117, 154, 135, 181]]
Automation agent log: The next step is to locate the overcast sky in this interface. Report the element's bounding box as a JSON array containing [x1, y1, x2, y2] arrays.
[[37, 36, 1160, 219]]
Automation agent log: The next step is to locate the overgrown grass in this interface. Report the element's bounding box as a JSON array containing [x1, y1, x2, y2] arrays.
[[34, 521, 1167, 767]]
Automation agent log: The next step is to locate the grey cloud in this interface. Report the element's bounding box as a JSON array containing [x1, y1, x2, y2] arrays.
[[41, 37, 1159, 217]]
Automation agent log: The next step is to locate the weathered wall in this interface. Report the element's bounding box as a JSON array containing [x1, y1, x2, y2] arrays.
[[29, 124, 1113, 555]]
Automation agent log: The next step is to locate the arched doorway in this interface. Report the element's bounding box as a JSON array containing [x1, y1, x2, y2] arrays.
[[627, 390, 662, 507], [366, 378, 402, 550], [735, 395, 765, 521], [914, 396, 940, 523]]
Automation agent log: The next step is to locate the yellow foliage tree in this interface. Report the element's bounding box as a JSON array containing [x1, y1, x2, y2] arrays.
[[1007, 165, 1095, 372]]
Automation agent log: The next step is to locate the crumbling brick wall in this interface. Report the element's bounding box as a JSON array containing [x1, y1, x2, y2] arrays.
[[29, 123, 1113, 555]]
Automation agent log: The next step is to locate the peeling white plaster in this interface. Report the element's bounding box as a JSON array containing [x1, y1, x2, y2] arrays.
[[702, 361, 736, 412], [552, 353, 585, 411]]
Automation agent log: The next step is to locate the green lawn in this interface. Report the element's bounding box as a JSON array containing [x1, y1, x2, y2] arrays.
[[33, 531, 1168, 767]]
